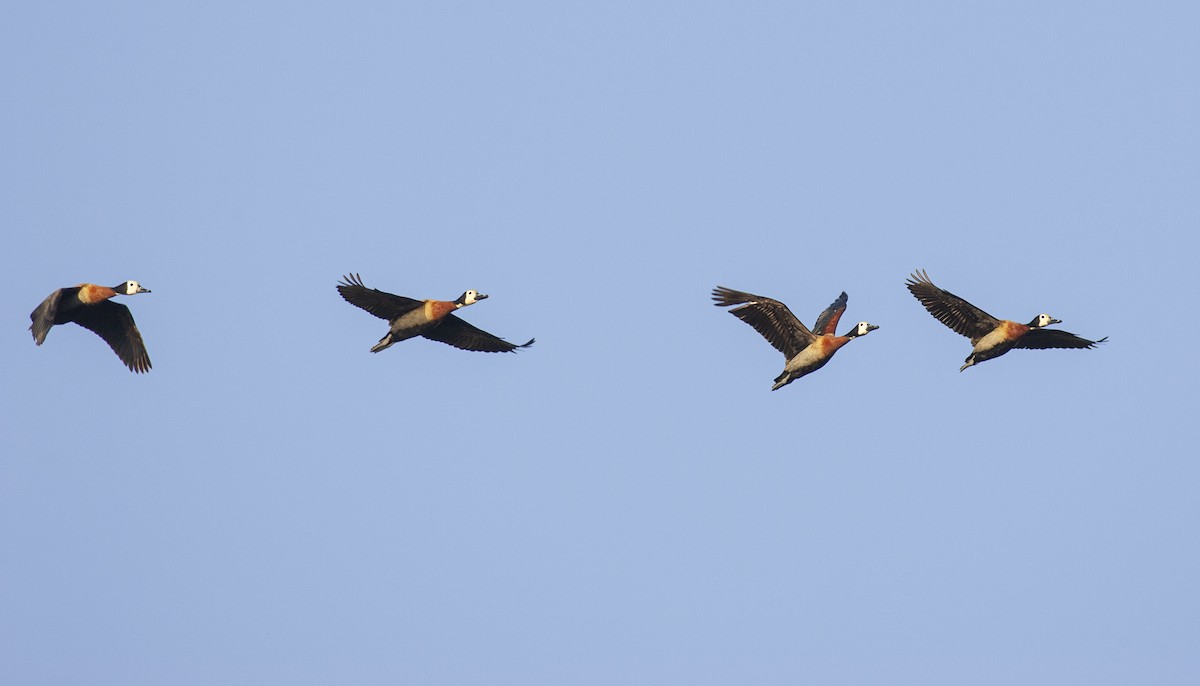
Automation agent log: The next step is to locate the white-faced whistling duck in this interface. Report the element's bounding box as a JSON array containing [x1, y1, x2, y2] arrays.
[[337, 274, 535, 354], [713, 286, 879, 390], [905, 269, 1107, 372], [30, 280, 153, 373]]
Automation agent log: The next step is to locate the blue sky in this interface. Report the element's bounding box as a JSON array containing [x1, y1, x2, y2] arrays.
[[2, 2, 1198, 684]]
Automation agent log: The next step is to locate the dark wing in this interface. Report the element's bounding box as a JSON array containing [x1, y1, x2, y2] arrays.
[[30, 288, 67, 344], [812, 291, 849, 336], [712, 286, 814, 359], [905, 270, 999, 340], [1014, 330, 1108, 350], [421, 314, 534, 353], [71, 301, 152, 373], [336, 273, 421, 320]]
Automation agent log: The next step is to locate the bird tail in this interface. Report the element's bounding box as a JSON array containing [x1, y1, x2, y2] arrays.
[[370, 335, 392, 353]]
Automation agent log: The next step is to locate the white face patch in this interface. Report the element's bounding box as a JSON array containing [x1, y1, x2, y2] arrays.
[[126, 281, 139, 294]]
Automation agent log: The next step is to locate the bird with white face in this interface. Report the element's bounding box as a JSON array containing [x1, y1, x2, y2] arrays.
[[30, 280, 153, 372], [713, 286, 879, 390]]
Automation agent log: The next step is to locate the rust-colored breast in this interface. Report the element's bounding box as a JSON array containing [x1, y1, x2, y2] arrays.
[[1000, 320, 1031, 341], [76, 284, 116, 304], [424, 300, 456, 321], [818, 335, 850, 356]]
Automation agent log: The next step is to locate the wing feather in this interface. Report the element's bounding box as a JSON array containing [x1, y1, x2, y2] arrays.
[[71, 301, 152, 373], [421, 314, 534, 353], [1014, 330, 1107, 350], [812, 292, 849, 336], [336, 273, 421, 321], [712, 286, 814, 360], [30, 288, 66, 344], [905, 270, 999, 340]]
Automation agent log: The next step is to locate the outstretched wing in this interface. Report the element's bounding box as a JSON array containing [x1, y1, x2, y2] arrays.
[[812, 291, 849, 336], [421, 314, 534, 353], [905, 270, 999, 340], [30, 288, 68, 344], [1015, 330, 1108, 350], [712, 286, 814, 360], [71, 301, 152, 373], [336, 273, 421, 321]]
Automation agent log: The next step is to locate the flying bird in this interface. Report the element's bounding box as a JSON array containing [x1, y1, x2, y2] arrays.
[[336, 273, 534, 353], [905, 269, 1106, 372], [30, 280, 153, 373], [713, 286, 879, 390]]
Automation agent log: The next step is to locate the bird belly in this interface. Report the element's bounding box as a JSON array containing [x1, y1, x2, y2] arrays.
[[783, 344, 832, 378], [388, 309, 434, 340], [971, 326, 1021, 362]]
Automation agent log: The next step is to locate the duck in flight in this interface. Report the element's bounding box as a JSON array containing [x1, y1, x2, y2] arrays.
[[336, 274, 534, 353], [713, 286, 879, 390], [30, 280, 153, 373], [905, 269, 1106, 372]]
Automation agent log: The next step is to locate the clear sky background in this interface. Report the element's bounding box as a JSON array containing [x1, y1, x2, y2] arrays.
[[2, 2, 1198, 684]]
